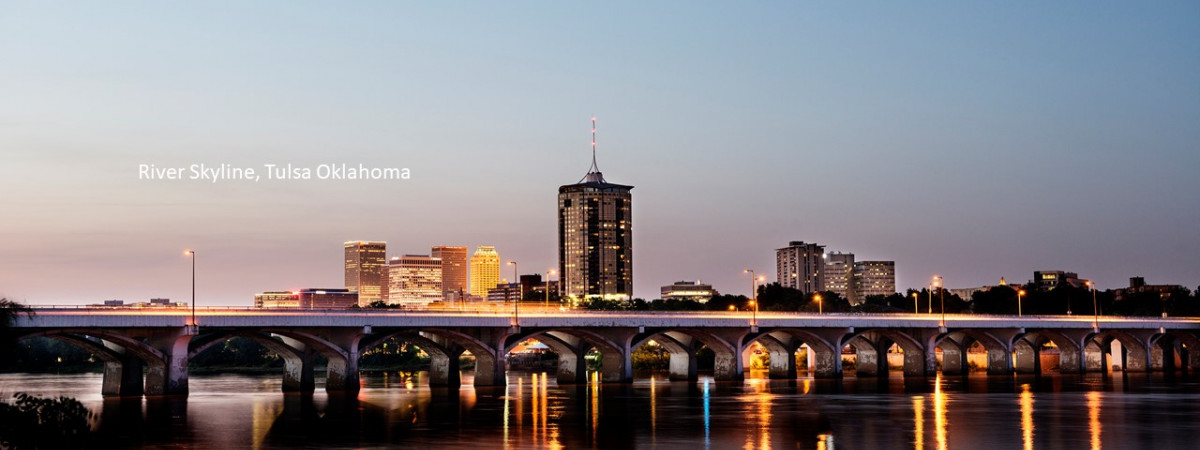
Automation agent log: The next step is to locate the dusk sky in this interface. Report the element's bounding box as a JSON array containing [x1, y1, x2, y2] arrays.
[[2, 2, 1198, 305]]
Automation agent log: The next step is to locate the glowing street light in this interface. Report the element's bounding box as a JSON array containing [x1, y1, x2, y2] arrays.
[[934, 275, 945, 328], [184, 249, 196, 333], [814, 294, 823, 314], [1017, 289, 1026, 317], [912, 292, 919, 314]]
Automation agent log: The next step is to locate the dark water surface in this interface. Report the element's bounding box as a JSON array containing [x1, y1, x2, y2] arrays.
[[1, 370, 1198, 449]]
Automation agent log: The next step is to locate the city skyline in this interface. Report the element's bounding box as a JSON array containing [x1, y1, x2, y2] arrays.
[[2, 3, 1198, 305]]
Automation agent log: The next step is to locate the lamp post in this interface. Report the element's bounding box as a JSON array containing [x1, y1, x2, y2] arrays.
[[507, 261, 518, 326], [912, 292, 919, 314], [815, 294, 823, 314], [1017, 289, 1026, 317], [1088, 280, 1099, 331], [184, 249, 195, 333], [545, 269, 556, 309], [744, 269, 760, 327], [934, 275, 944, 327]]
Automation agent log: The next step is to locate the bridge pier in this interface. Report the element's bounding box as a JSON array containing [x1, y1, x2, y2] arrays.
[[1013, 341, 1040, 374], [281, 347, 317, 393], [141, 329, 192, 396], [938, 340, 967, 376]]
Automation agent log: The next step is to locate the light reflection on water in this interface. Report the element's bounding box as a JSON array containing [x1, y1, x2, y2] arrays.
[[2, 371, 1200, 449]]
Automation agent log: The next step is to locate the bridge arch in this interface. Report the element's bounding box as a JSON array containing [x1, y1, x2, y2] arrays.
[[1149, 330, 1200, 372], [842, 329, 928, 377], [1088, 330, 1151, 372], [935, 329, 1011, 375], [188, 331, 314, 392], [742, 329, 842, 379]]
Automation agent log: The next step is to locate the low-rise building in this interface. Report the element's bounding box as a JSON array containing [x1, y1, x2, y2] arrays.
[[1114, 277, 1186, 302], [1033, 270, 1088, 290], [660, 280, 717, 303], [254, 289, 357, 309], [90, 298, 189, 308]]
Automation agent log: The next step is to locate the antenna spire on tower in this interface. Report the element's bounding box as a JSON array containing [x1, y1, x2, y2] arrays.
[[589, 116, 600, 174]]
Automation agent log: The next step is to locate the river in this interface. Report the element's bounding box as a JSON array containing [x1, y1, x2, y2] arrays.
[[1, 370, 1198, 449]]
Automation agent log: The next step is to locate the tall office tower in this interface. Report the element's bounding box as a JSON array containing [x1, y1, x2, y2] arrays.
[[853, 261, 896, 298], [388, 255, 444, 307], [824, 252, 855, 302], [776, 241, 826, 294], [558, 118, 633, 303], [469, 246, 501, 298], [431, 245, 468, 299], [345, 240, 387, 307]]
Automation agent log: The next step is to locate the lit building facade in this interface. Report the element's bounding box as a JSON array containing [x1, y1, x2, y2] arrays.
[[254, 291, 301, 308], [853, 261, 896, 299], [824, 252, 855, 301], [660, 281, 717, 303], [389, 255, 444, 307], [254, 289, 358, 309], [558, 166, 633, 303], [469, 246, 501, 298], [345, 240, 387, 306], [776, 241, 826, 294], [1034, 270, 1086, 291], [432, 245, 468, 300]]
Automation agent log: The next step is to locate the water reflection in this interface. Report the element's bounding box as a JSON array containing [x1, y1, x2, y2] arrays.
[[934, 376, 947, 450], [912, 396, 924, 450], [3, 371, 1200, 449], [1088, 390, 1102, 450], [1020, 384, 1034, 450]]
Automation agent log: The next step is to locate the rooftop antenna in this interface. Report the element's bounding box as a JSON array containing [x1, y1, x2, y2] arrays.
[[589, 116, 600, 174], [580, 116, 606, 183]]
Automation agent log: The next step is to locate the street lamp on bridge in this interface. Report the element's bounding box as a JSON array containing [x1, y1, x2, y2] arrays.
[[814, 294, 823, 314], [912, 292, 919, 314], [184, 249, 196, 334], [744, 269, 763, 328], [1017, 289, 1026, 317], [1087, 280, 1099, 332], [934, 275, 945, 329]]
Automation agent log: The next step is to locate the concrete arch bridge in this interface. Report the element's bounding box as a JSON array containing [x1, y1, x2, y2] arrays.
[[11, 308, 1198, 397]]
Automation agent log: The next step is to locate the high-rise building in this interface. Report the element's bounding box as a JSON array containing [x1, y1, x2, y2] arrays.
[[431, 245, 468, 300], [776, 241, 826, 294], [345, 241, 387, 307], [853, 261, 896, 299], [558, 119, 633, 303], [824, 252, 855, 301], [469, 246, 501, 298], [388, 255, 443, 307]]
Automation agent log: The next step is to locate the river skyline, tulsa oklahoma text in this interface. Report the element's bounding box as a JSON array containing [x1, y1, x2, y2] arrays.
[[137, 163, 410, 183]]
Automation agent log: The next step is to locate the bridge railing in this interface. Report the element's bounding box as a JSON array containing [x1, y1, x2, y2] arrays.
[[21, 305, 1197, 322]]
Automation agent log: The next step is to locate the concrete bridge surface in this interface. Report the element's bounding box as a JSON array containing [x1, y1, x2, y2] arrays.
[[10, 308, 1199, 397]]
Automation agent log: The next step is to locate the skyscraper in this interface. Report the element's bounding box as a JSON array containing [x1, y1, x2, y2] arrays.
[[388, 255, 443, 307], [469, 246, 500, 298], [558, 118, 633, 303], [776, 241, 825, 294], [431, 245, 468, 300], [345, 240, 387, 307]]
